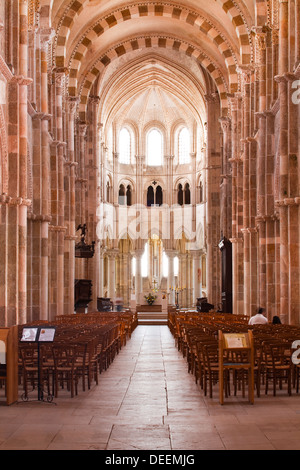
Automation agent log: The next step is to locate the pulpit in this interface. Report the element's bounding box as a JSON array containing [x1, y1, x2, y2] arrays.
[[74, 279, 92, 312]]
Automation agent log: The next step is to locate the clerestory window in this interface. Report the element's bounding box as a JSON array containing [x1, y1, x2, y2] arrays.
[[147, 129, 163, 166], [178, 127, 190, 164], [119, 128, 131, 164]]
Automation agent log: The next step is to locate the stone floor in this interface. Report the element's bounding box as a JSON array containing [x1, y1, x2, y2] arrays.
[[1, 325, 300, 451]]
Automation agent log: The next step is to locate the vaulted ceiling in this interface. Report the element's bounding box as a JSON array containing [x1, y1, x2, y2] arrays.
[[45, 1, 259, 123]]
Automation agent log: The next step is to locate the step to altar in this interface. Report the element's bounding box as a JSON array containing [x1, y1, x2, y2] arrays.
[[137, 311, 168, 325]]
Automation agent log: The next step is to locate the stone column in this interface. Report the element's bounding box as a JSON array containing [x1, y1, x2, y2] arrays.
[[78, 122, 88, 224], [275, 73, 289, 323], [205, 93, 222, 307], [192, 250, 202, 305], [53, 69, 67, 316], [135, 249, 143, 305], [76, 122, 88, 279], [99, 250, 104, 298], [39, 29, 54, 320], [94, 122, 102, 309], [18, 1, 32, 324], [296, 0, 300, 67], [65, 96, 79, 314], [165, 155, 174, 207], [229, 94, 244, 315], [166, 250, 176, 305], [219, 117, 232, 239], [240, 67, 252, 316], [286, 73, 299, 324], [136, 155, 145, 206], [107, 250, 117, 304]]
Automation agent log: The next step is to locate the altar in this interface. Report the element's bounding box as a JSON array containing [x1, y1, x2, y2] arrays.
[[136, 304, 162, 312], [131, 291, 168, 313]]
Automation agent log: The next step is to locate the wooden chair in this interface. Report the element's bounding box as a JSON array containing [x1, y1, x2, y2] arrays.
[[19, 344, 53, 400], [200, 343, 224, 398], [261, 341, 292, 396], [52, 344, 79, 398]]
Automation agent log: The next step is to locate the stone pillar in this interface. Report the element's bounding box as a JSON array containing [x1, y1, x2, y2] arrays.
[[99, 250, 104, 298], [165, 155, 174, 207], [205, 93, 222, 307], [166, 251, 176, 305], [135, 249, 143, 305], [286, 73, 299, 324], [296, 0, 300, 67], [94, 122, 102, 310], [275, 74, 289, 323], [76, 122, 88, 279], [65, 96, 79, 314], [229, 94, 244, 315], [39, 29, 54, 320], [107, 250, 117, 304], [240, 67, 252, 316], [53, 69, 67, 316], [78, 122, 88, 224], [192, 250, 202, 305], [18, 1, 32, 324], [136, 155, 145, 206], [219, 117, 232, 239]]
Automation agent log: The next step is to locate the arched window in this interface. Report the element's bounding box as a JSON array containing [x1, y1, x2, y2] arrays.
[[174, 256, 179, 277], [147, 186, 155, 207], [106, 181, 110, 203], [178, 127, 190, 164], [156, 186, 163, 206], [118, 184, 126, 205], [142, 242, 148, 277], [126, 185, 132, 206], [178, 184, 183, 206], [199, 180, 203, 203], [147, 129, 163, 166], [119, 128, 131, 164], [184, 183, 191, 205], [147, 185, 163, 206], [132, 257, 136, 276], [163, 252, 169, 278], [178, 182, 191, 205]]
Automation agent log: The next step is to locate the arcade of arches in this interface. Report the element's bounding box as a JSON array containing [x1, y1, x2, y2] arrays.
[[0, 0, 299, 328]]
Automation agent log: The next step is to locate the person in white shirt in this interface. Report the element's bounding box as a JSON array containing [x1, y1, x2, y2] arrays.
[[248, 307, 269, 325]]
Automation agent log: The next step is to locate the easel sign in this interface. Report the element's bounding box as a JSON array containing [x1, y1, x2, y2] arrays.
[[38, 327, 56, 343], [20, 327, 39, 342], [218, 330, 254, 405], [20, 326, 56, 403], [20, 326, 56, 343], [223, 333, 250, 349]]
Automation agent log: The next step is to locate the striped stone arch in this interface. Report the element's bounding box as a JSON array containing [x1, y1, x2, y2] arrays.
[[54, 1, 252, 68], [214, 0, 253, 64], [63, 3, 239, 91], [75, 35, 230, 122], [52, 2, 251, 88]]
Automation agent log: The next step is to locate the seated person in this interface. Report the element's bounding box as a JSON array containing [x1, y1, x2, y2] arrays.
[[272, 315, 282, 325], [248, 307, 269, 325]]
